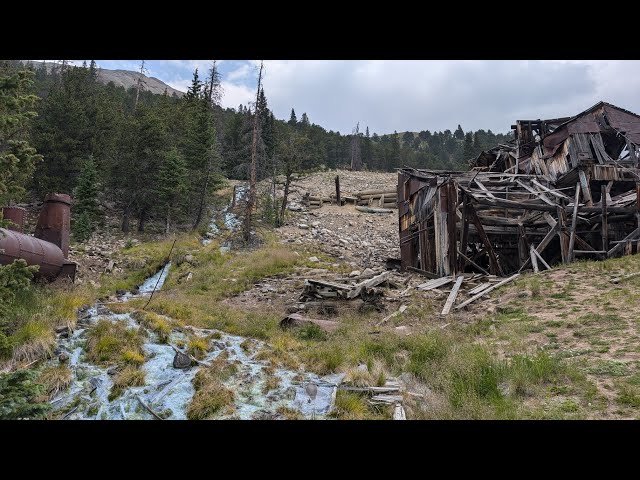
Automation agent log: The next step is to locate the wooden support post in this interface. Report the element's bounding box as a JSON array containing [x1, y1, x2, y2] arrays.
[[459, 194, 470, 271], [441, 275, 464, 315], [568, 182, 581, 262], [532, 246, 552, 270], [578, 169, 593, 206], [601, 184, 608, 252], [468, 203, 504, 276], [607, 227, 640, 258], [556, 205, 568, 263], [447, 182, 458, 275], [530, 247, 539, 273], [636, 182, 640, 230], [335, 175, 341, 206]]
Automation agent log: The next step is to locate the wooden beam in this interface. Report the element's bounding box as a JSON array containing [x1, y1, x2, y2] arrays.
[[441, 275, 464, 315], [607, 227, 640, 258], [568, 182, 581, 262], [474, 178, 496, 198], [530, 247, 539, 273], [519, 221, 560, 272], [531, 178, 572, 201], [468, 203, 504, 276], [457, 250, 490, 276], [407, 266, 440, 279], [578, 169, 593, 206], [532, 246, 552, 270], [515, 180, 556, 206], [455, 273, 520, 310], [459, 194, 470, 271], [335, 175, 341, 205], [601, 184, 609, 251]]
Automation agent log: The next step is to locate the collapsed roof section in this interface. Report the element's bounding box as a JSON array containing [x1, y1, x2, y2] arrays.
[[399, 102, 640, 278]]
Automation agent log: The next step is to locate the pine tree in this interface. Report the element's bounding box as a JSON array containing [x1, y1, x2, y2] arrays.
[[454, 124, 464, 140], [288, 108, 297, 126], [72, 155, 100, 241], [300, 112, 310, 127], [463, 132, 475, 161], [157, 147, 188, 233], [185, 69, 202, 100], [0, 64, 43, 209]]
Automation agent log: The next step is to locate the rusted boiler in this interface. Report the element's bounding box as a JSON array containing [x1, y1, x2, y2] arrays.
[[0, 194, 77, 281]]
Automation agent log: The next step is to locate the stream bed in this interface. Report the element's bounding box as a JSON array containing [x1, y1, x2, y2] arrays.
[[49, 184, 341, 420]]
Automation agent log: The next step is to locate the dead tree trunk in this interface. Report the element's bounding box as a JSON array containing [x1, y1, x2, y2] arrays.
[[243, 61, 264, 243], [279, 172, 292, 226], [134, 60, 146, 113]]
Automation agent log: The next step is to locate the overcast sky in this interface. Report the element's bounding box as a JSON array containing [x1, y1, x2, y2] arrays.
[[66, 60, 640, 136]]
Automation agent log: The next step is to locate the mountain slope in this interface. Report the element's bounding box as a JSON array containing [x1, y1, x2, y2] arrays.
[[20, 61, 184, 97]]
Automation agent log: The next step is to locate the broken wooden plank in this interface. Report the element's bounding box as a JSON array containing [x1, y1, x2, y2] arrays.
[[601, 184, 609, 252], [280, 314, 340, 333], [532, 247, 551, 270], [136, 395, 163, 420], [340, 386, 401, 394], [347, 271, 391, 299], [578, 169, 593, 206], [370, 394, 404, 405], [468, 282, 492, 295], [455, 273, 519, 310], [375, 304, 408, 327], [530, 247, 539, 273], [416, 276, 453, 291], [406, 266, 439, 279], [607, 227, 640, 257], [531, 179, 572, 201], [516, 179, 556, 206], [441, 276, 464, 315], [305, 279, 354, 291]]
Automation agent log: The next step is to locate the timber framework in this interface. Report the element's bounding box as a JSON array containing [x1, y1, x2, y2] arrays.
[[398, 101, 640, 277]]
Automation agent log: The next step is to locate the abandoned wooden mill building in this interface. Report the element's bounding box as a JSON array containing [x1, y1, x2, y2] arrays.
[[398, 101, 640, 278]]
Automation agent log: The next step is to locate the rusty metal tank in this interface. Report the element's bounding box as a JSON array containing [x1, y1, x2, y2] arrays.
[[1, 206, 26, 232], [0, 227, 68, 279], [1, 193, 76, 281], [35, 193, 71, 257]]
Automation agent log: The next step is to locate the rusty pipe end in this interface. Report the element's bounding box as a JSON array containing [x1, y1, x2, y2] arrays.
[[1, 206, 26, 233]]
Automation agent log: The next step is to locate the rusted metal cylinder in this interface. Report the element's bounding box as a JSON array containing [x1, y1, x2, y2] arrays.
[[1, 206, 26, 233], [34, 193, 72, 258], [0, 227, 66, 279]]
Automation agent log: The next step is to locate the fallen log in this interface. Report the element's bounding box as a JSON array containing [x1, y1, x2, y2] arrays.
[[340, 386, 401, 394], [370, 394, 404, 405], [280, 313, 340, 332], [611, 272, 640, 284]]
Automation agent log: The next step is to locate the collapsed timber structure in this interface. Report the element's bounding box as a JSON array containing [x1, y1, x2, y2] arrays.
[[398, 101, 640, 277]]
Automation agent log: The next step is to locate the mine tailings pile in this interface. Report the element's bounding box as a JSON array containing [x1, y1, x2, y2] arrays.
[[0, 194, 77, 281]]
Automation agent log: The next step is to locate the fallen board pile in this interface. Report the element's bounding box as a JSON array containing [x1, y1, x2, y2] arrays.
[[415, 272, 520, 314], [356, 188, 398, 209], [300, 188, 398, 210]]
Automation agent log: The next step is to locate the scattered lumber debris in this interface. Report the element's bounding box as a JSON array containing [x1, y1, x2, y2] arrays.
[[280, 313, 340, 333], [398, 102, 640, 277], [455, 273, 519, 310]]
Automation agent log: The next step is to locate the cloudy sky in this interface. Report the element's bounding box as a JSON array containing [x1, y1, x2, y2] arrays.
[[67, 60, 640, 135]]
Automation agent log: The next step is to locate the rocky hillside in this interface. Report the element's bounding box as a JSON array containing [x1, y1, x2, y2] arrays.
[[20, 61, 184, 97]]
